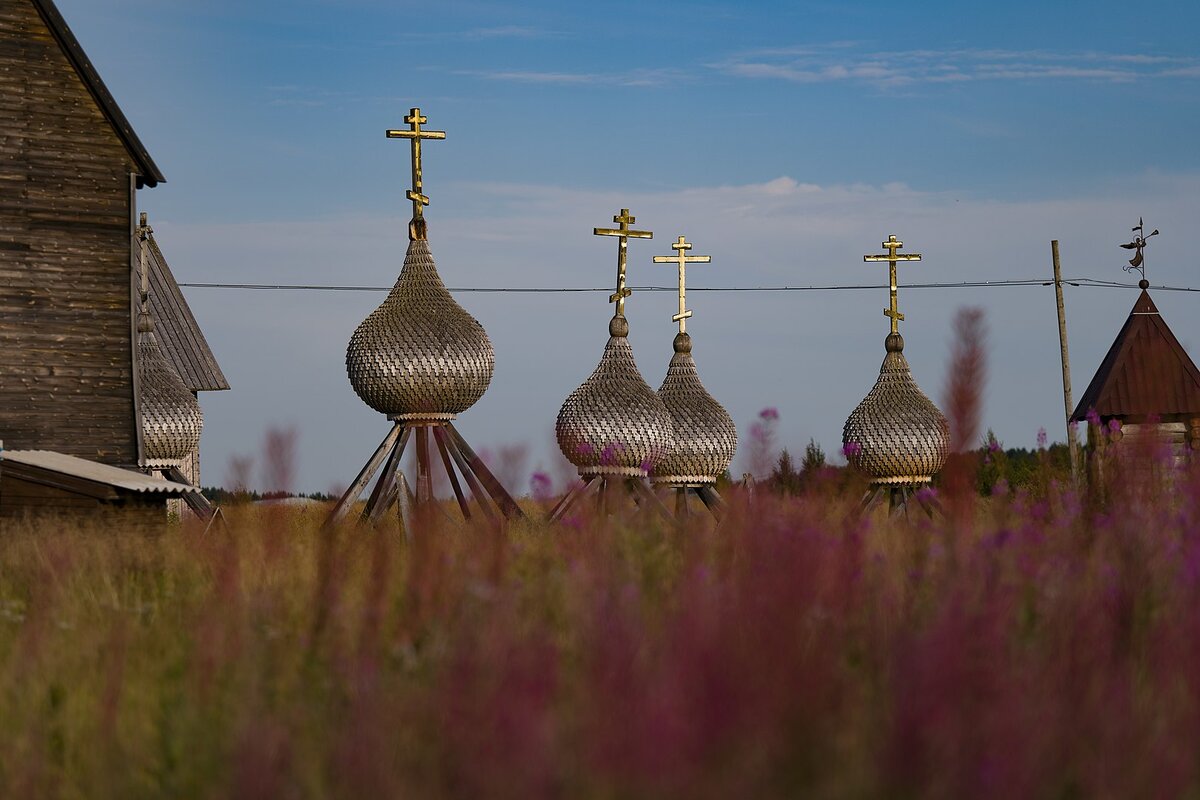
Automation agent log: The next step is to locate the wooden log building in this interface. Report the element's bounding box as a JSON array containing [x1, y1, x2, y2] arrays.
[[0, 0, 227, 517]]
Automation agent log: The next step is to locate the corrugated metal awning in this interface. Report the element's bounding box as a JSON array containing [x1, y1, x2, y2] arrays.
[[1, 450, 199, 495]]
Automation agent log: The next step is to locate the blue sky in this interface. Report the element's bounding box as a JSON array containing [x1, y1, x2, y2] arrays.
[[55, 0, 1200, 492]]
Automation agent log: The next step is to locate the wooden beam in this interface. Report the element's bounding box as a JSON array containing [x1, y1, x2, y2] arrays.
[[442, 430, 500, 524], [362, 426, 409, 523], [415, 426, 433, 506], [694, 485, 726, 520], [445, 423, 524, 519], [547, 475, 596, 523], [628, 478, 673, 521], [432, 426, 471, 520], [326, 423, 402, 526]]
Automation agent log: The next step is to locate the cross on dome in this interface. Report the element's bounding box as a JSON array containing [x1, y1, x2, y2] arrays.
[[594, 208, 652, 317], [653, 235, 711, 334], [386, 107, 447, 241], [864, 234, 922, 334]]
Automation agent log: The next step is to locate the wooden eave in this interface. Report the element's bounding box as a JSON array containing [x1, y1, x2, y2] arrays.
[[1, 450, 198, 499], [30, 0, 166, 188], [146, 234, 230, 392], [1070, 290, 1200, 422]]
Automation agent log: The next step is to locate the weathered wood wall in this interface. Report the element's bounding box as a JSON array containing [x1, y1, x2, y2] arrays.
[[0, 470, 165, 529], [0, 0, 139, 465]]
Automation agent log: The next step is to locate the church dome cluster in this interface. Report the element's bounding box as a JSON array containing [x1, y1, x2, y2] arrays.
[[554, 219, 735, 497]]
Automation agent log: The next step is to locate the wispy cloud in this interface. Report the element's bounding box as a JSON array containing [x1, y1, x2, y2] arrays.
[[713, 46, 1200, 87], [463, 25, 560, 40], [394, 25, 566, 44], [457, 67, 685, 88]]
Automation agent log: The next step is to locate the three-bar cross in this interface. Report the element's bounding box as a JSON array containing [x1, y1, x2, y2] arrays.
[[863, 234, 922, 334], [594, 209, 652, 317], [653, 235, 710, 334], [386, 107, 446, 240]]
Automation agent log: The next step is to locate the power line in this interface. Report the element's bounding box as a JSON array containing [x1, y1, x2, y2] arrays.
[[175, 277, 1200, 293]]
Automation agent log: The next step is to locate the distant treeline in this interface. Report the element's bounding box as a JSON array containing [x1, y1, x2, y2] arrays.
[[200, 488, 338, 504], [761, 431, 1074, 497]]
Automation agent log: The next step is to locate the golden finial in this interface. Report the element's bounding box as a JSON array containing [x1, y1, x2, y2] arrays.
[[863, 234, 922, 335], [386, 107, 446, 241], [136, 211, 152, 302], [594, 208, 652, 317], [653, 235, 710, 334]]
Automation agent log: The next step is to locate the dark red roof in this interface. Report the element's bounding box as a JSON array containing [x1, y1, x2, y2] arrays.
[[1071, 290, 1200, 422]]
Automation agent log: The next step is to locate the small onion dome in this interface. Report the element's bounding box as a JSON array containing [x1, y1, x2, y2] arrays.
[[652, 332, 737, 485], [556, 315, 675, 477], [137, 308, 203, 469], [842, 333, 948, 485], [346, 237, 494, 420]]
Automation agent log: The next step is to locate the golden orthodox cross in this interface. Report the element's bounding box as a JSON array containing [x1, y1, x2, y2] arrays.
[[653, 235, 710, 334], [386, 107, 446, 240], [594, 208, 652, 317], [863, 234, 921, 334]]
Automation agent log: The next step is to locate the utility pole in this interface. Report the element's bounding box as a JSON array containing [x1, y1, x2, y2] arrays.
[[1051, 240, 1081, 482]]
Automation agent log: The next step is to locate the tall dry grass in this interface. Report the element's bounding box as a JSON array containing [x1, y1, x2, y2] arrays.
[[2, 444, 1200, 798]]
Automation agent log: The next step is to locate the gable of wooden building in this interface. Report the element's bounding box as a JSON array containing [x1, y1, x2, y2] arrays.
[[1, 0, 226, 519]]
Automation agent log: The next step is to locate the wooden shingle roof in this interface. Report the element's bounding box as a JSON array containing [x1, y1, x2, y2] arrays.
[[1070, 289, 1200, 422], [146, 233, 230, 392], [30, 0, 165, 187]]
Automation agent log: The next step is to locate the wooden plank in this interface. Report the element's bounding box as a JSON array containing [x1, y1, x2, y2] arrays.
[[445, 422, 524, 519], [432, 426, 470, 520], [324, 424, 402, 526]]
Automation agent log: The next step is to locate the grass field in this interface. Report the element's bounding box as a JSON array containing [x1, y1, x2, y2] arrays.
[[2, 436, 1199, 798]]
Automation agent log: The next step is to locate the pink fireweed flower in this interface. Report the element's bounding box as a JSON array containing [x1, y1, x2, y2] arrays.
[[529, 472, 553, 502], [842, 441, 862, 458], [1107, 418, 1121, 433], [759, 407, 780, 421], [1086, 408, 1101, 426], [576, 442, 595, 458], [600, 442, 624, 466], [1037, 428, 1047, 449]]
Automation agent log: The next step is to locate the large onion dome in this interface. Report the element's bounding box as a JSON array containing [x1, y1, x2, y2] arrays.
[[137, 307, 203, 469], [652, 332, 737, 485], [346, 238, 494, 419], [842, 332, 948, 485], [557, 315, 675, 477]]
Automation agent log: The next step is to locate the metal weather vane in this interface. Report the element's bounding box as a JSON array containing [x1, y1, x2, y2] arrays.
[[1120, 217, 1159, 283], [386, 107, 446, 241], [863, 234, 922, 335], [653, 235, 710, 335], [594, 208, 652, 317]]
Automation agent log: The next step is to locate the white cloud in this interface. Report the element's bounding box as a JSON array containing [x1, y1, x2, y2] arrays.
[[713, 46, 1200, 87], [456, 67, 685, 88]]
